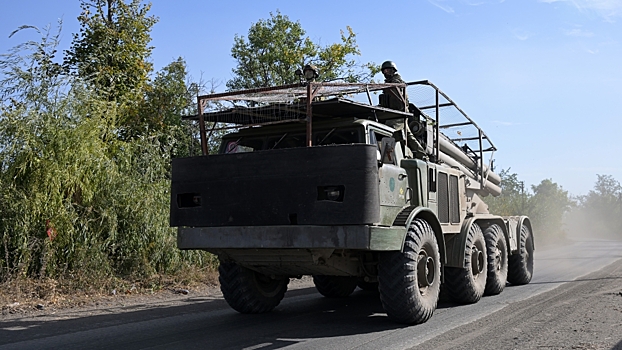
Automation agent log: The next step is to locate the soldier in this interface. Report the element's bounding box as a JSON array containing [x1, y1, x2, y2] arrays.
[[380, 60, 408, 110], [303, 64, 319, 82], [381, 61, 405, 85], [379, 61, 424, 156]]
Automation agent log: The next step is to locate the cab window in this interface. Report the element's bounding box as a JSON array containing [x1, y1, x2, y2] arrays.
[[266, 134, 305, 149], [370, 129, 396, 165], [315, 128, 363, 145]]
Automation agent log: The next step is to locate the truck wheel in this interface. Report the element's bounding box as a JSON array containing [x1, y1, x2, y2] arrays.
[[218, 261, 289, 313], [483, 224, 508, 296], [508, 223, 534, 285], [378, 218, 440, 324], [313, 276, 358, 298], [357, 281, 379, 292], [444, 223, 487, 304]]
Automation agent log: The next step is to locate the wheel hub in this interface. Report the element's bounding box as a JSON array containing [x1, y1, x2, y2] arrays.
[[493, 246, 501, 271], [471, 247, 485, 276], [417, 251, 436, 290]]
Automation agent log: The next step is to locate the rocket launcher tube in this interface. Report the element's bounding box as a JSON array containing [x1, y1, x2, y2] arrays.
[[437, 133, 501, 186], [438, 151, 502, 197]]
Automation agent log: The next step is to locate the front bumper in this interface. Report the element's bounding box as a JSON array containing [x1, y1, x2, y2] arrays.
[[177, 225, 405, 251]]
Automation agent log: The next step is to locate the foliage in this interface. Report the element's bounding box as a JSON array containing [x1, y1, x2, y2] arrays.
[[64, 0, 157, 105], [227, 11, 377, 90], [126, 57, 197, 152], [486, 169, 573, 240], [485, 169, 529, 216], [137, 58, 190, 132], [581, 174, 622, 211], [0, 23, 64, 107], [0, 13, 211, 284], [528, 179, 573, 236], [63, 0, 211, 148]]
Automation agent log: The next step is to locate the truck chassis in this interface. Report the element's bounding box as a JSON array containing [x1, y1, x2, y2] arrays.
[[170, 81, 534, 324]]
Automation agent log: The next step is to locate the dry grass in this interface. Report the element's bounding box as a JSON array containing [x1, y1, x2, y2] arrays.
[[0, 266, 219, 316]]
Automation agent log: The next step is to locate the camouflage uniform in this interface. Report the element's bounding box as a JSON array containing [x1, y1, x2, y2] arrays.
[[380, 65, 424, 155], [381, 72, 409, 111], [385, 72, 405, 84]]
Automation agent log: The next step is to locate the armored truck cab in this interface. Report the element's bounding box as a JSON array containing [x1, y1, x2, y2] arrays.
[[171, 81, 534, 324]]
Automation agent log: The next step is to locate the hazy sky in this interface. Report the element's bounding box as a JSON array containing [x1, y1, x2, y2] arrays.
[[1, 0, 621, 196]]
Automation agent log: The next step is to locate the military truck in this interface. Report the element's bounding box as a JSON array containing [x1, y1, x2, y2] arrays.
[[170, 80, 534, 324]]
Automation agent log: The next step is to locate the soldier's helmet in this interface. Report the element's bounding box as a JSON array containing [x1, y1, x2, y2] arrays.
[[303, 64, 319, 79], [381, 61, 398, 72]]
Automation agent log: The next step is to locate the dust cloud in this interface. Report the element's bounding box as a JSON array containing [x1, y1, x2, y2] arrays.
[[563, 207, 622, 243]]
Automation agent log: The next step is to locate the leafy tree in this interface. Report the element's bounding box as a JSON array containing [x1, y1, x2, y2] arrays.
[[227, 11, 376, 90], [582, 174, 622, 210], [124, 57, 195, 146], [486, 170, 572, 242], [138, 58, 189, 131], [485, 169, 529, 216], [528, 179, 573, 237], [62, 0, 207, 149], [64, 0, 157, 104]]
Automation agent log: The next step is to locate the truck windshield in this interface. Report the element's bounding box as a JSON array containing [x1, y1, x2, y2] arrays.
[[220, 127, 364, 154]]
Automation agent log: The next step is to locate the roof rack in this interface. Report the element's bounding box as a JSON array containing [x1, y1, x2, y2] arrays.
[[188, 81, 497, 170], [190, 82, 409, 154]]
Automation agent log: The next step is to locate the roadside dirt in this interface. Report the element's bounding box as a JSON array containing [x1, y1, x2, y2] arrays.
[[0, 270, 220, 320], [0, 275, 313, 321], [413, 257, 622, 350]]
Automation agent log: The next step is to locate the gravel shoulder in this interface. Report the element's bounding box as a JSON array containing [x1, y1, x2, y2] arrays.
[[412, 257, 622, 350]]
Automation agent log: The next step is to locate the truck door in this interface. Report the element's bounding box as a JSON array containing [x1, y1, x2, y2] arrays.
[[370, 129, 408, 225]]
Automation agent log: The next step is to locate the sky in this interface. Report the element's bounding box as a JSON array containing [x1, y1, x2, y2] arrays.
[[1, 0, 621, 196]]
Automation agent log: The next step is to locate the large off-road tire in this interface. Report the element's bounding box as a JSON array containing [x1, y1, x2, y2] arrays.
[[444, 223, 487, 304], [357, 281, 379, 292], [219, 261, 289, 313], [312, 275, 358, 298], [483, 224, 508, 296], [508, 223, 534, 285], [378, 218, 441, 324]]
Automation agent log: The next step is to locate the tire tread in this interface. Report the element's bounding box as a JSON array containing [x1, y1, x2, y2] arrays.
[[313, 276, 358, 298], [378, 218, 440, 324], [219, 262, 288, 313], [508, 224, 534, 285], [444, 223, 487, 304], [483, 224, 508, 296]]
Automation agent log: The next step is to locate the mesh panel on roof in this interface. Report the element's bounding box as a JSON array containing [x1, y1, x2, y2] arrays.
[[199, 83, 405, 109], [193, 82, 410, 127], [192, 80, 496, 154], [407, 82, 496, 154]]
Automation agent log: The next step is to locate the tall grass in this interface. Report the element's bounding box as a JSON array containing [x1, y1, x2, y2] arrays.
[[0, 24, 214, 287]]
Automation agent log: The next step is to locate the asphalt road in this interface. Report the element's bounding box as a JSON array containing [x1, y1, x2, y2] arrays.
[[1, 238, 622, 350]]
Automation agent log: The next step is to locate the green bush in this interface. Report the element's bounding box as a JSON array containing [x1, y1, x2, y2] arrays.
[[0, 24, 213, 285]]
